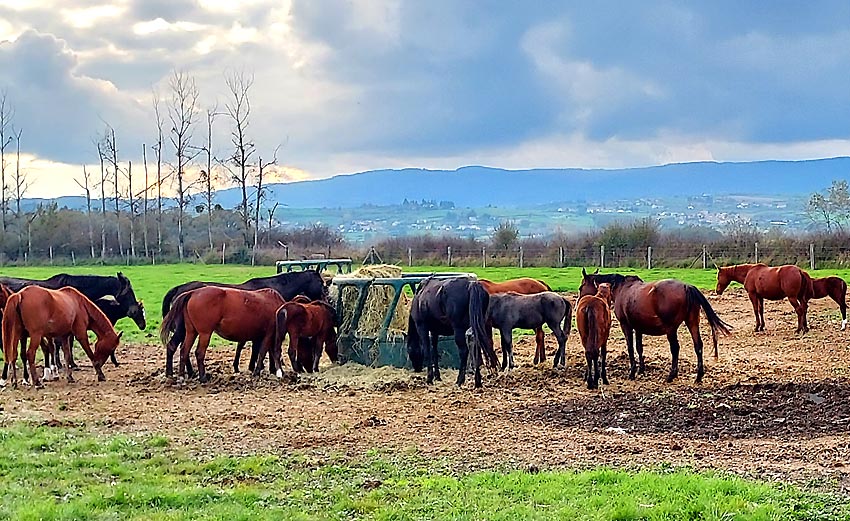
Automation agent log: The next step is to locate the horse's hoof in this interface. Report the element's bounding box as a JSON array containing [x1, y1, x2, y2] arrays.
[[22, 379, 32, 387], [0, 378, 6, 387], [275, 369, 283, 379], [666, 375, 676, 383], [628, 372, 636, 380], [67, 375, 75, 383], [602, 378, 610, 385], [97, 375, 106, 382]]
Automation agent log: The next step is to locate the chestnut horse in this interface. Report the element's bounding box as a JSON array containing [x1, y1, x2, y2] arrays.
[[576, 283, 614, 389], [715, 264, 812, 333], [580, 269, 731, 383], [479, 278, 551, 364], [159, 287, 285, 382], [811, 276, 847, 330], [268, 300, 338, 374], [1, 286, 122, 387]]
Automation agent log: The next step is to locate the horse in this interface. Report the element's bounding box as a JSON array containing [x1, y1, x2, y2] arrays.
[[478, 291, 571, 370], [159, 287, 286, 382], [576, 283, 614, 389], [580, 268, 732, 383], [715, 263, 812, 333], [268, 299, 338, 374], [0, 272, 145, 368], [479, 278, 552, 364], [160, 270, 327, 376], [1, 286, 122, 387], [407, 276, 499, 388], [810, 276, 847, 330]]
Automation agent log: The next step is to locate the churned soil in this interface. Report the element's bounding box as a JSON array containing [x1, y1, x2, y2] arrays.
[[2, 288, 849, 491]]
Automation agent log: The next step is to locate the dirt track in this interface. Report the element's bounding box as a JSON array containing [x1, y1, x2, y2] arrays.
[[2, 288, 849, 490]]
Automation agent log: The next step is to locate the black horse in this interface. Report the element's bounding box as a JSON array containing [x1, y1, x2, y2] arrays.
[[0, 272, 145, 369], [160, 269, 328, 377], [407, 276, 500, 388]]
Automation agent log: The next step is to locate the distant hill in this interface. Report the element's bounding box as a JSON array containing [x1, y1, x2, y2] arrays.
[[215, 157, 850, 208]]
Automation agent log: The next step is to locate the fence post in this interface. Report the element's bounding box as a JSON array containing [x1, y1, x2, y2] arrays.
[[559, 246, 564, 268], [71, 251, 76, 266], [702, 245, 707, 269], [754, 242, 759, 264], [482, 246, 486, 268], [221, 242, 226, 264], [600, 245, 605, 269], [519, 246, 524, 268], [408, 247, 412, 267], [647, 246, 652, 270], [447, 246, 452, 266], [810, 243, 815, 271], [49, 246, 54, 265]]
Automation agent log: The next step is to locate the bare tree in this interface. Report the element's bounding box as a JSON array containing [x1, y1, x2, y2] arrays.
[[225, 70, 256, 250], [100, 125, 124, 259], [152, 89, 165, 254], [266, 201, 280, 241], [75, 165, 96, 258], [141, 144, 149, 258], [252, 151, 277, 265], [201, 105, 221, 252], [125, 160, 136, 258], [0, 90, 12, 234], [96, 141, 107, 260], [167, 70, 200, 260], [12, 127, 29, 258]]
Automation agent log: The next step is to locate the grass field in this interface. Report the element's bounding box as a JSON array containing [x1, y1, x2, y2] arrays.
[[0, 424, 845, 521], [1, 263, 848, 343]]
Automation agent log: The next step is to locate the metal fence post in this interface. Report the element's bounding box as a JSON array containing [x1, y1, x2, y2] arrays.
[[755, 242, 759, 264], [408, 247, 412, 267], [447, 246, 452, 266], [810, 243, 815, 270], [559, 246, 564, 268], [702, 245, 707, 269], [647, 246, 652, 269], [482, 246, 486, 268], [600, 245, 605, 269]]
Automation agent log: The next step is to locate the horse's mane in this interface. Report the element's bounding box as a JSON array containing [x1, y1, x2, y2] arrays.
[[593, 273, 642, 289]]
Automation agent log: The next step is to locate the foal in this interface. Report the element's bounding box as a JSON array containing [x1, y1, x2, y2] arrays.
[[576, 283, 614, 389], [810, 276, 847, 330]]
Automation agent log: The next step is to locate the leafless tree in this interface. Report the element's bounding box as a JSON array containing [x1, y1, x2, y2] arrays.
[[100, 125, 124, 259], [12, 127, 29, 257], [125, 160, 136, 258], [200, 104, 222, 252], [225, 70, 256, 250], [75, 165, 96, 258], [141, 144, 149, 258], [266, 201, 280, 241], [252, 151, 277, 265], [96, 141, 107, 260], [0, 90, 13, 234], [152, 89, 165, 254], [168, 70, 200, 260]]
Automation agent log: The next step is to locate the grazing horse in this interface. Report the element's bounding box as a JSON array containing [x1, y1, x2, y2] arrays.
[[811, 276, 847, 330], [479, 278, 551, 364], [268, 300, 338, 374], [160, 270, 327, 376], [1, 286, 122, 387], [160, 287, 286, 382], [580, 269, 731, 383], [715, 264, 812, 333], [576, 283, 614, 389], [480, 291, 572, 370], [407, 277, 499, 388]]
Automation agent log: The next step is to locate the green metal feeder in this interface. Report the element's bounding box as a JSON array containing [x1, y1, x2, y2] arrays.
[[331, 272, 477, 369], [276, 258, 354, 274]]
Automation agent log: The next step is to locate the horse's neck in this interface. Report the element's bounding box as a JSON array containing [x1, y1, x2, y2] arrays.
[[732, 265, 756, 282], [81, 297, 115, 338]]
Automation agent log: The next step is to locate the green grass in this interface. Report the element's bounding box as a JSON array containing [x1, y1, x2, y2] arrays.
[[1, 264, 849, 344], [0, 424, 845, 520]]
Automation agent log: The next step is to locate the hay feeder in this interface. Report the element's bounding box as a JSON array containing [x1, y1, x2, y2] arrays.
[[331, 270, 477, 369]]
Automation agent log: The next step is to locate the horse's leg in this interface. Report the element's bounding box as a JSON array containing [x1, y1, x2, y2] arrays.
[[500, 328, 514, 370], [584, 350, 595, 389], [748, 293, 761, 332], [430, 332, 441, 382], [179, 328, 197, 379], [601, 341, 609, 385], [636, 332, 646, 374], [533, 327, 545, 364], [67, 337, 79, 370], [454, 329, 470, 387], [287, 336, 302, 374], [549, 320, 567, 369], [195, 333, 212, 383], [26, 334, 42, 388], [313, 335, 324, 372], [20, 340, 29, 386], [687, 314, 705, 383], [665, 331, 681, 383], [788, 295, 804, 334], [61, 337, 74, 383], [622, 324, 637, 380], [233, 341, 245, 373]]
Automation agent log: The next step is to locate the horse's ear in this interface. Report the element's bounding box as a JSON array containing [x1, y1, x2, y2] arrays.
[[581, 267, 587, 277], [117, 330, 124, 340], [593, 268, 599, 275]]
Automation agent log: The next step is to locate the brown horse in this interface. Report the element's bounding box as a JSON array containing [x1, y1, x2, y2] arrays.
[[480, 278, 551, 364], [576, 283, 613, 389], [811, 276, 847, 330], [268, 300, 338, 374], [159, 287, 285, 382], [715, 264, 812, 333], [580, 269, 731, 383], [1, 286, 122, 387]]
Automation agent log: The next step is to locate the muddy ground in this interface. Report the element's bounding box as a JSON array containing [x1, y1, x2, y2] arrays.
[[2, 288, 849, 491]]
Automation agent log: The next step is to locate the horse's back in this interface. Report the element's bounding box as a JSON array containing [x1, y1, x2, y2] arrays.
[[17, 286, 81, 333], [747, 265, 808, 300]]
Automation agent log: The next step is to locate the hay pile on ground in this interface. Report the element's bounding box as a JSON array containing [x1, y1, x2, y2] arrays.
[[336, 264, 411, 339]]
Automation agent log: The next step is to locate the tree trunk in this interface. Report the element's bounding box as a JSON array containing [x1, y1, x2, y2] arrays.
[[128, 160, 136, 258], [99, 146, 107, 261], [142, 144, 149, 258]]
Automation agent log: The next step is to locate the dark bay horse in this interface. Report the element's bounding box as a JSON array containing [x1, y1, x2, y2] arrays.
[[811, 276, 847, 330], [716, 264, 812, 333], [1, 286, 122, 387], [407, 276, 499, 388], [577, 283, 614, 389], [480, 291, 571, 370], [161, 270, 327, 375], [580, 269, 731, 383], [269, 299, 338, 374], [479, 278, 551, 364], [160, 287, 286, 382]]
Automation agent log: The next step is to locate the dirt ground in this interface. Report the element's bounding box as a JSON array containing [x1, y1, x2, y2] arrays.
[[2, 288, 850, 491]]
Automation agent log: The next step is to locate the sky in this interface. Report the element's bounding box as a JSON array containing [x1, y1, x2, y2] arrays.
[[1, 0, 850, 198]]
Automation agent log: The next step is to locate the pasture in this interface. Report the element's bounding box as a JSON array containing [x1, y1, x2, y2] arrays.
[[1, 263, 850, 519]]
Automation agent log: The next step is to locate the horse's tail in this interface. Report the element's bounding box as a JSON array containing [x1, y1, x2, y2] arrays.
[[561, 295, 573, 340], [2, 292, 22, 363], [799, 269, 813, 302], [161, 284, 183, 318], [582, 303, 597, 357], [406, 310, 424, 372], [274, 306, 289, 365], [159, 292, 191, 346], [538, 279, 553, 291], [469, 282, 499, 370], [686, 285, 732, 358]]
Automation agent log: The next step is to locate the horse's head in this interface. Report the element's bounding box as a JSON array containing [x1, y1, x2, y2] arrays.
[[93, 330, 123, 367], [579, 268, 599, 298], [596, 283, 614, 307], [715, 266, 732, 295], [115, 272, 146, 330]]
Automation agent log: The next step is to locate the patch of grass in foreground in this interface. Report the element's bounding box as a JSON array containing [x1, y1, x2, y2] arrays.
[[0, 424, 846, 520]]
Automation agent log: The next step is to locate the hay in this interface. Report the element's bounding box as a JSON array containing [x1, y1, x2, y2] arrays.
[[336, 264, 410, 338]]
